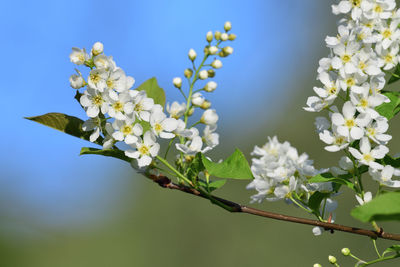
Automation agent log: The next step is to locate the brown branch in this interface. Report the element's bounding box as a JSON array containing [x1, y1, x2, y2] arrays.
[[149, 174, 400, 242]]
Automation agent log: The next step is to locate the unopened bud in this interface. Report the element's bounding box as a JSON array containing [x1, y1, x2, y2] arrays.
[[313, 264, 322, 267], [69, 74, 85, 89], [173, 77, 182, 88], [188, 49, 197, 61], [204, 47, 209, 55], [228, 33, 237, 41], [192, 92, 205, 106], [184, 68, 193, 78], [207, 69, 215, 78], [214, 31, 221, 40], [328, 256, 337, 264], [185, 155, 194, 162], [341, 248, 350, 256], [211, 59, 223, 69], [204, 81, 217, 92], [201, 109, 218, 125], [92, 42, 104, 56], [221, 33, 228, 41], [206, 31, 213, 42], [209, 46, 218, 55], [224, 21, 232, 31], [200, 100, 211, 109], [187, 106, 195, 116], [199, 70, 208, 80], [223, 46, 233, 55]]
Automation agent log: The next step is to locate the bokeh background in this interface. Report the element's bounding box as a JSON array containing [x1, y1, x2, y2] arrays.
[[2, 0, 400, 266]]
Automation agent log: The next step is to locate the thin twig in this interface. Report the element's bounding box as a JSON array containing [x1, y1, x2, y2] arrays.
[[148, 174, 400, 242]]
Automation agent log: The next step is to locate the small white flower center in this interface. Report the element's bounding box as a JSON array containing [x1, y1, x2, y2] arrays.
[[345, 118, 355, 128], [92, 95, 104, 106], [113, 101, 124, 112], [121, 125, 132, 136], [139, 145, 150, 156], [363, 153, 374, 162]]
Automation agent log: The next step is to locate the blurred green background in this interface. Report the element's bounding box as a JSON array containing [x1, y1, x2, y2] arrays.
[[2, 0, 400, 266]]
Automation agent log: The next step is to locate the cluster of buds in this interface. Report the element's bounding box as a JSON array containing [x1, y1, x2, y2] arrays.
[[170, 21, 236, 160], [304, 0, 400, 188]]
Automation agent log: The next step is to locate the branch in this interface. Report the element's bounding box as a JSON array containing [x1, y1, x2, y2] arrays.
[[149, 174, 400, 242]]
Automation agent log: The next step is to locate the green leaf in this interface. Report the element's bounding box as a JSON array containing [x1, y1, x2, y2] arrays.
[[208, 179, 227, 192], [388, 64, 400, 84], [308, 172, 355, 190], [308, 192, 330, 213], [201, 149, 253, 180], [379, 154, 400, 168], [351, 192, 400, 222], [80, 147, 131, 163], [383, 245, 400, 256], [25, 112, 103, 145], [375, 91, 400, 120], [135, 77, 166, 108]]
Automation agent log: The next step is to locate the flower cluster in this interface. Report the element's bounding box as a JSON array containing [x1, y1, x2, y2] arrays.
[[69, 22, 235, 168], [304, 0, 400, 187], [246, 136, 330, 203]]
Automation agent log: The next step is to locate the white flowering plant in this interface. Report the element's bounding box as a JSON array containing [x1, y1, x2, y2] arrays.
[[26, 3, 400, 266]]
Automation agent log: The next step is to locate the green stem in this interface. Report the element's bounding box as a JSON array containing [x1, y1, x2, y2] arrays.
[[290, 196, 313, 215], [156, 155, 193, 186], [164, 137, 177, 159], [372, 239, 381, 258], [349, 253, 365, 263], [359, 254, 400, 266]]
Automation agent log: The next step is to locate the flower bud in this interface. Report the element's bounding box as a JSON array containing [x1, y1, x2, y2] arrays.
[[313, 264, 322, 267], [200, 100, 211, 109], [192, 92, 205, 106], [206, 31, 213, 42], [328, 255, 337, 264], [221, 33, 228, 41], [184, 68, 193, 78], [201, 109, 218, 125], [211, 59, 223, 69], [341, 248, 350, 256], [188, 49, 197, 61], [223, 46, 233, 55], [199, 70, 208, 80], [204, 47, 209, 55], [187, 106, 195, 116], [69, 74, 85, 89], [92, 42, 104, 56], [228, 33, 236, 41], [204, 81, 217, 92], [173, 77, 182, 88], [214, 31, 221, 40], [207, 69, 215, 78], [224, 21, 232, 31], [208, 46, 218, 55]]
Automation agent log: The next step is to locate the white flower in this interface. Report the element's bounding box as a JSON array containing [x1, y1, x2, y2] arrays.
[[375, 20, 400, 49], [355, 191, 372, 205], [319, 129, 349, 152], [204, 81, 217, 92], [331, 1, 365, 20], [211, 59, 223, 69], [363, 0, 396, 20], [331, 101, 371, 140], [82, 118, 101, 142], [174, 119, 192, 138], [131, 91, 154, 122], [173, 77, 182, 88], [369, 165, 400, 187], [365, 116, 392, 144], [80, 87, 109, 118], [92, 42, 104, 56], [376, 44, 399, 70], [107, 90, 134, 120], [220, 33, 228, 41], [112, 118, 143, 145], [166, 101, 186, 119], [199, 70, 208, 80], [88, 69, 108, 92], [331, 42, 360, 74], [176, 135, 206, 155], [201, 109, 218, 125], [303, 96, 335, 112], [353, 48, 382, 76], [188, 49, 197, 61], [70, 47, 89, 65], [149, 110, 178, 139], [192, 92, 205, 106], [93, 54, 115, 70], [350, 83, 389, 119], [348, 137, 388, 169], [125, 131, 160, 167], [69, 74, 85, 89], [106, 68, 127, 92], [203, 124, 219, 150]]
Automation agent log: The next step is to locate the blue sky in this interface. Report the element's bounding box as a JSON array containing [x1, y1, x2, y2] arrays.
[[1, 0, 333, 232]]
